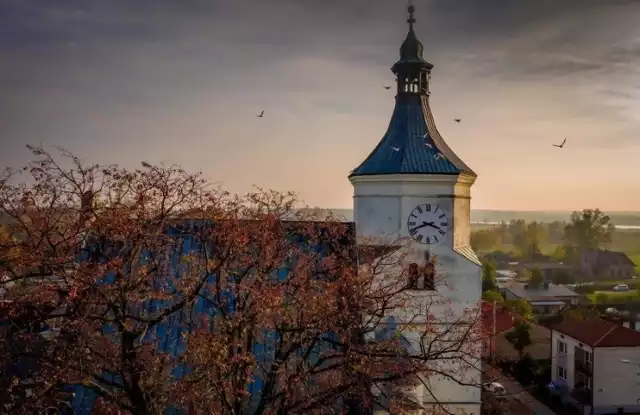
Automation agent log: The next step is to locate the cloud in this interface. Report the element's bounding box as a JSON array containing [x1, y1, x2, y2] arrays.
[[0, 0, 639, 210]]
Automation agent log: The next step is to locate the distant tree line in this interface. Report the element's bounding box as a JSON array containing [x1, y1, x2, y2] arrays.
[[471, 209, 616, 264]]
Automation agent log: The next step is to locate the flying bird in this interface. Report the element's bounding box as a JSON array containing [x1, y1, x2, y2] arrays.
[[453, 118, 462, 123], [552, 137, 567, 148], [391, 146, 400, 152], [257, 110, 264, 118], [383, 86, 391, 90]]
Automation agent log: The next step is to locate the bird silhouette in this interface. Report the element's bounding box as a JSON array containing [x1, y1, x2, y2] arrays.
[[453, 118, 462, 123], [383, 86, 391, 90], [553, 137, 567, 148], [257, 110, 264, 118], [141, 161, 152, 168], [391, 146, 400, 152]]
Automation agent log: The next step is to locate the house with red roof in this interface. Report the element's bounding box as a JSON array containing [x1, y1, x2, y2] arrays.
[[550, 317, 640, 415], [481, 301, 552, 361], [481, 301, 514, 359]]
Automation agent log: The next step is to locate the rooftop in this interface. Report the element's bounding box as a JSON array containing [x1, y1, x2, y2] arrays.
[[583, 249, 636, 269], [551, 317, 640, 347], [521, 261, 572, 270], [502, 281, 580, 302], [349, 95, 474, 177], [481, 301, 515, 335]]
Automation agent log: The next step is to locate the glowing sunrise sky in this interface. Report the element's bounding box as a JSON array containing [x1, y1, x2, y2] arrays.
[[1, 0, 639, 211]]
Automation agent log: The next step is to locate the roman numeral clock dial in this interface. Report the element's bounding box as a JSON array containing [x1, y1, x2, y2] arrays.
[[407, 203, 449, 244]]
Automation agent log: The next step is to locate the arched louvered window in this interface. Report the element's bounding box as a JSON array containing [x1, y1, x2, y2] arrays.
[[408, 261, 435, 291]]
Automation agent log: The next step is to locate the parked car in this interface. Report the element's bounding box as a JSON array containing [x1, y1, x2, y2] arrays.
[[613, 284, 630, 292], [483, 382, 507, 396]]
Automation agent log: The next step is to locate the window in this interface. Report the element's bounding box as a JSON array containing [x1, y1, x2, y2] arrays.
[[557, 366, 567, 380], [557, 340, 567, 355], [575, 346, 593, 371], [407, 262, 435, 291], [575, 372, 593, 391]]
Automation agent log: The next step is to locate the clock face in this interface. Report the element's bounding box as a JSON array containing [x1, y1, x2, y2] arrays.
[[407, 203, 449, 245]]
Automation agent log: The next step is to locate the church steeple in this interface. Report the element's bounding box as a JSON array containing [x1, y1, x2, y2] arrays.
[[393, 4, 434, 96], [349, 4, 475, 179]]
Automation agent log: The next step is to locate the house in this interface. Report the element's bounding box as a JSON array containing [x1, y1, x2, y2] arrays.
[[501, 281, 580, 315], [518, 261, 574, 281], [550, 317, 640, 415], [481, 302, 551, 361], [481, 301, 515, 358], [495, 270, 516, 288], [580, 249, 637, 281]]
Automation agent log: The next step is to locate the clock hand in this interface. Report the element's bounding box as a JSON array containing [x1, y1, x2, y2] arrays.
[[425, 222, 441, 230], [409, 221, 429, 232]]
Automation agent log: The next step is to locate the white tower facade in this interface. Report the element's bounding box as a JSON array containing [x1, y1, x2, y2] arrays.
[[349, 5, 482, 414]]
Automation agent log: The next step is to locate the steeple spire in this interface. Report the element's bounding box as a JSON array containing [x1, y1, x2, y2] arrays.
[[393, 3, 433, 95], [407, 2, 416, 30], [349, 4, 476, 179]]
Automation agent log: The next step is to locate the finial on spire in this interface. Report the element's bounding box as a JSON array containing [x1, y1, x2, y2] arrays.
[[407, 1, 416, 29]]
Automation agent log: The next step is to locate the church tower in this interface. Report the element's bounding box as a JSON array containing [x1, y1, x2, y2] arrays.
[[349, 4, 482, 414]]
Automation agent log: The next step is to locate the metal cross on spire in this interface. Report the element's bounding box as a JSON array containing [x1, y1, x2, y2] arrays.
[[407, 0, 416, 29]]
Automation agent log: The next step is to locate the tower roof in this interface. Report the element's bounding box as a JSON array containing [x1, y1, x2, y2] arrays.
[[349, 94, 475, 177], [349, 5, 475, 178]]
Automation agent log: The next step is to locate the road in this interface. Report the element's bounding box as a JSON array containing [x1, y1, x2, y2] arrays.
[[484, 364, 557, 415]]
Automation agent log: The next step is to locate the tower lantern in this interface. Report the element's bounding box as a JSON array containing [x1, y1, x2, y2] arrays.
[[392, 4, 434, 96]]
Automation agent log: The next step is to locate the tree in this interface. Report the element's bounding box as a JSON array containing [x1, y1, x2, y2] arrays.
[[562, 306, 600, 321], [0, 147, 483, 415], [505, 299, 532, 320], [563, 209, 615, 253], [504, 320, 532, 360], [516, 267, 532, 280], [512, 222, 546, 260], [550, 245, 567, 262], [506, 219, 526, 247], [470, 229, 501, 253], [528, 267, 544, 289], [482, 260, 497, 292], [552, 271, 575, 285], [482, 290, 504, 304]]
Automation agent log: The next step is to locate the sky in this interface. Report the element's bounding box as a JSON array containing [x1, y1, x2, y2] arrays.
[[1, 0, 639, 212]]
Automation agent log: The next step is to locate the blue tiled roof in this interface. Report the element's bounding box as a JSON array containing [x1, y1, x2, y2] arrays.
[[65, 220, 357, 414], [349, 94, 475, 177]]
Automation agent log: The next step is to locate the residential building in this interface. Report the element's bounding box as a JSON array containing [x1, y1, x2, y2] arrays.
[[580, 249, 637, 280], [518, 261, 574, 280], [550, 318, 640, 415], [481, 301, 515, 359], [501, 281, 580, 315], [495, 270, 516, 288], [481, 303, 551, 361]]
